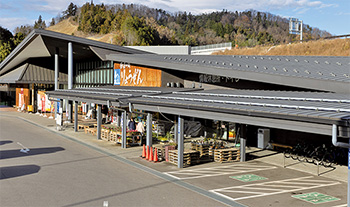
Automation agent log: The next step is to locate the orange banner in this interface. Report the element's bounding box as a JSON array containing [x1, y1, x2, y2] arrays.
[[114, 63, 162, 87]]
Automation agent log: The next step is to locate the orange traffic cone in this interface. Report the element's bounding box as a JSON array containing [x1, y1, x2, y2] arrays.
[[153, 147, 158, 163], [146, 145, 149, 160], [141, 144, 146, 159], [149, 147, 153, 161]]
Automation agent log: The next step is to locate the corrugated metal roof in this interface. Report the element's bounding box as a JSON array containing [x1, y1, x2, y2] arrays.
[[20, 64, 68, 84], [46, 87, 350, 126], [130, 89, 350, 125], [0, 63, 68, 84], [106, 54, 350, 94]]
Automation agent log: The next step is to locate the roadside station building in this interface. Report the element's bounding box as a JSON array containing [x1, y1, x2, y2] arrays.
[[0, 29, 349, 168]]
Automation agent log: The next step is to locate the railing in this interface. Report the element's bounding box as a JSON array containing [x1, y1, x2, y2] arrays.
[[191, 42, 232, 51]]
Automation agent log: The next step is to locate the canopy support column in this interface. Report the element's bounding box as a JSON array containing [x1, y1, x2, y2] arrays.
[[240, 124, 247, 162], [174, 119, 178, 144], [97, 104, 102, 140], [178, 116, 184, 168], [74, 101, 78, 132], [68, 42, 73, 122], [121, 111, 127, 148], [146, 113, 152, 147]]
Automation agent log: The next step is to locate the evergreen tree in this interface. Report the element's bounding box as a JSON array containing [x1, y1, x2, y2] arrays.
[[34, 15, 46, 29], [50, 18, 56, 26], [62, 2, 78, 19]]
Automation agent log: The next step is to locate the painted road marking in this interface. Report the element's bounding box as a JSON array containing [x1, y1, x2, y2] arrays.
[[164, 163, 277, 180], [230, 174, 267, 182], [292, 192, 340, 204], [209, 176, 340, 201], [332, 204, 347, 207]]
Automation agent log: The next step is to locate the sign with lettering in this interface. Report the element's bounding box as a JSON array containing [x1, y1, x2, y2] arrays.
[[114, 63, 162, 87]]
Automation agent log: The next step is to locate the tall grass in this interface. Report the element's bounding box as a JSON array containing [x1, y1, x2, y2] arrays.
[[214, 39, 350, 56]]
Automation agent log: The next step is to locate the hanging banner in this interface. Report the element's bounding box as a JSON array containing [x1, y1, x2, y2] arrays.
[[37, 91, 46, 111]]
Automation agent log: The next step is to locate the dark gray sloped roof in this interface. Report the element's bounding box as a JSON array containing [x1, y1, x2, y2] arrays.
[[106, 54, 350, 94], [46, 86, 202, 106], [129, 89, 350, 126], [0, 63, 68, 84], [0, 29, 152, 76], [47, 87, 350, 132]]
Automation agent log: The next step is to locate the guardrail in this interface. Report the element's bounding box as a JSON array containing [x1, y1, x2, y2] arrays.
[[191, 42, 232, 51]]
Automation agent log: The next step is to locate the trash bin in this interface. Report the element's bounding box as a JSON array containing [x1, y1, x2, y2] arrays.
[[257, 128, 270, 149]]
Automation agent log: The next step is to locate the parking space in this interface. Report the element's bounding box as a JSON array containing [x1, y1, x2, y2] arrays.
[[161, 161, 347, 207], [164, 163, 277, 180], [3, 111, 348, 207]]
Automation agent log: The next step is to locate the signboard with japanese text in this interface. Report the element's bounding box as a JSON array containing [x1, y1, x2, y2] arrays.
[[114, 63, 162, 87]]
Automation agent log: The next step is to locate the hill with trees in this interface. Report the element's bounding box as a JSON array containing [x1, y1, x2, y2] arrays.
[[1, 2, 348, 62]]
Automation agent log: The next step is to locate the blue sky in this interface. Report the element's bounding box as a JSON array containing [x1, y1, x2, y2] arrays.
[[0, 0, 349, 35]]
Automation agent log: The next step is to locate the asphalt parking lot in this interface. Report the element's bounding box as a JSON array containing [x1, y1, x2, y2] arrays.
[[1, 108, 348, 207]]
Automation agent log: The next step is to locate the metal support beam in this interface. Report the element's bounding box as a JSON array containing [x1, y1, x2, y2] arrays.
[[54, 48, 59, 118], [68, 42, 73, 89], [240, 124, 247, 162], [54, 48, 59, 90], [121, 111, 127, 148], [174, 119, 178, 144], [68, 42, 73, 122], [97, 104, 102, 140], [178, 116, 184, 168], [146, 113, 152, 147], [74, 101, 78, 132]]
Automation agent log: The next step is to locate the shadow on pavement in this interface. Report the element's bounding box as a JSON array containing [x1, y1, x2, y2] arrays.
[[0, 140, 13, 146], [0, 165, 40, 179], [0, 147, 65, 159]]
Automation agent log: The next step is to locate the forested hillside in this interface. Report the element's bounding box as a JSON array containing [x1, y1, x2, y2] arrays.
[[0, 2, 340, 62], [57, 2, 331, 47]]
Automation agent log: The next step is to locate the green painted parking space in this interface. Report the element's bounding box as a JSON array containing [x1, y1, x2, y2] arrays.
[[292, 192, 340, 204], [229, 174, 267, 182]]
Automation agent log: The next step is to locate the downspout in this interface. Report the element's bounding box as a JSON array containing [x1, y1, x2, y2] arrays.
[[332, 124, 350, 148]]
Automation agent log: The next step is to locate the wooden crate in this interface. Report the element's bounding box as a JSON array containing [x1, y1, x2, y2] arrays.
[[168, 150, 200, 167], [191, 144, 212, 162], [214, 148, 240, 163], [109, 131, 118, 142], [101, 129, 110, 141]]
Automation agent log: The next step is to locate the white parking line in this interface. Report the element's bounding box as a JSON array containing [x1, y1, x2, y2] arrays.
[[332, 204, 347, 207], [210, 176, 341, 201], [164, 163, 277, 180]]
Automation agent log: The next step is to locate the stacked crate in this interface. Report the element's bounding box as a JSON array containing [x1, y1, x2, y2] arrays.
[[191, 144, 212, 162], [109, 131, 118, 142], [101, 129, 110, 141], [168, 150, 200, 167], [214, 148, 240, 163]]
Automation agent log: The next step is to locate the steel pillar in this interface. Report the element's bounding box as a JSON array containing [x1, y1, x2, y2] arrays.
[[174, 119, 178, 143], [146, 113, 152, 147], [68, 42, 73, 122], [240, 124, 247, 162], [178, 116, 184, 168], [97, 104, 102, 140], [121, 111, 127, 148], [74, 101, 78, 132]]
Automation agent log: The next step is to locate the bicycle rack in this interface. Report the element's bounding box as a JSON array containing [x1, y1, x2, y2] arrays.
[[283, 152, 331, 176]]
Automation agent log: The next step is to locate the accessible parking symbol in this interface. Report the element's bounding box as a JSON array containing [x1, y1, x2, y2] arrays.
[[229, 174, 267, 182], [292, 192, 340, 204]]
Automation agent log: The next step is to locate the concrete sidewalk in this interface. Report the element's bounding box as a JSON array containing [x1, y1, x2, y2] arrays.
[[0, 107, 347, 183]]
